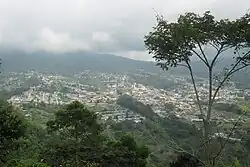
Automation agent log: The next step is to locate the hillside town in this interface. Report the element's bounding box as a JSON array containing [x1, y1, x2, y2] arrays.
[[2, 70, 249, 124]]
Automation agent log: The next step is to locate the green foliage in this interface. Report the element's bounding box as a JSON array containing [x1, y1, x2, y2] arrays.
[[110, 116, 199, 166], [144, 11, 250, 70], [144, 10, 250, 166], [42, 101, 150, 167], [169, 153, 203, 167], [15, 162, 49, 167], [6, 123, 48, 167], [127, 72, 177, 90], [117, 94, 158, 120], [240, 101, 250, 112], [235, 160, 242, 167], [46, 100, 102, 140], [0, 99, 150, 167], [101, 135, 149, 167], [1, 99, 249, 166], [213, 103, 244, 115], [0, 101, 26, 165], [44, 101, 103, 166], [223, 159, 243, 167]]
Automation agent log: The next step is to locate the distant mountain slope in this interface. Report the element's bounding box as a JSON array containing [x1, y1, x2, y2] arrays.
[[0, 49, 249, 88], [0, 49, 159, 74]]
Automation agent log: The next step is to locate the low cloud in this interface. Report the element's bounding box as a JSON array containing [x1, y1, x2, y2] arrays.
[[31, 28, 90, 53], [92, 32, 113, 43], [0, 0, 249, 60]]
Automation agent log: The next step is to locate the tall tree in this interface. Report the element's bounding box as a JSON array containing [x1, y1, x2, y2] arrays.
[[144, 11, 250, 165], [0, 101, 26, 165], [45, 101, 102, 167]]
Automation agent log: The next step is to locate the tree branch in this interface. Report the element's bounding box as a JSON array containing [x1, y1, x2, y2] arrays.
[[212, 110, 247, 165], [211, 50, 250, 104], [197, 41, 209, 66], [211, 44, 225, 68], [186, 61, 205, 119], [230, 64, 250, 75], [191, 49, 210, 67], [209, 42, 220, 52], [207, 67, 213, 120], [166, 138, 206, 166]]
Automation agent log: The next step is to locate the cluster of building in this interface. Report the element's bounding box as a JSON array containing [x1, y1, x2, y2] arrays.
[[2, 70, 249, 124]]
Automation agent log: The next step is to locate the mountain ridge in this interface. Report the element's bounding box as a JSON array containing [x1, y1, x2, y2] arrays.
[[1, 49, 250, 88], [0, 49, 159, 74]]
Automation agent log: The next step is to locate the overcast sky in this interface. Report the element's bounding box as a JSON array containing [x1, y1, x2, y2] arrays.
[[0, 0, 249, 60]]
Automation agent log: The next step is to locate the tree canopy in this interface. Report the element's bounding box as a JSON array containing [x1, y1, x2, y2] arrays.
[[44, 101, 103, 166], [43, 101, 149, 167], [145, 11, 250, 166], [145, 11, 250, 71]]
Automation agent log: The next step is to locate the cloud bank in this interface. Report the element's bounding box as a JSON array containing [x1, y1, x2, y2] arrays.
[[0, 0, 249, 60]]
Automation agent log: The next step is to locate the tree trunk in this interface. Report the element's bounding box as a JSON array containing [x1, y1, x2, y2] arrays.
[[203, 120, 210, 163], [204, 68, 213, 165], [207, 68, 213, 121]]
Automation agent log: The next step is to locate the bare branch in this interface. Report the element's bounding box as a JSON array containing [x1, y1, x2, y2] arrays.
[[211, 44, 225, 68], [196, 133, 215, 154], [211, 50, 250, 104], [197, 41, 209, 66], [230, 64, 250, 74], [166, 138, 206, 166], [191, 49, 210, 67], [152, 8, 161, 18], [186, 61, 205, 119], [213, 58, 224, 68], [207, 41, 228, 134], [212, 111, 247, 165], [209, 42, 220, 52], [166, 145, 206, 166], [194, 111, 245, 166]]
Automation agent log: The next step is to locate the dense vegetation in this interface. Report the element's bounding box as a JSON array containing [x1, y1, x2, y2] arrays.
[[1, 98, 250, 166], [1, 100, 151, 167], [117, 94, 158, 120]]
